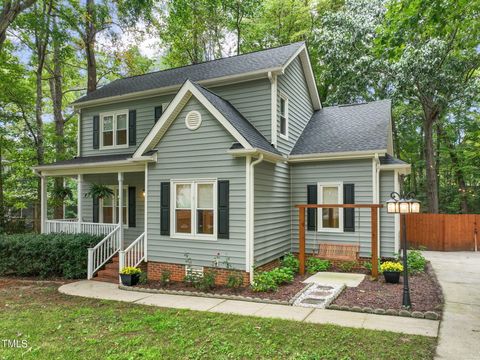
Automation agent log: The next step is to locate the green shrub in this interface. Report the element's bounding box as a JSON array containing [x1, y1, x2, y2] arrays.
[[160, 270, 171, 286], [407, 250, 426, 274], [281, 253, 299, 273], [252, 271, 278, 292], [252, 267, 294, 292], [194, 269, 217, 291], [363, 259, 381, 274], [339, 261, 357, 272], [226, 272, 244, 290], [0, 233, 102, 279], [306, 257, 331, 273]]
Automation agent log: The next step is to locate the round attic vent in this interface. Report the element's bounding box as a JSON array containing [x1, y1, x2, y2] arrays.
[[185, 110, 202, 130]]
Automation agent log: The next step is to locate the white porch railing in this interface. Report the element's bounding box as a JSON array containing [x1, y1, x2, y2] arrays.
[[87, 225, 121, 279], [44, 220, 117, 237], [119, 232, 145, 271]]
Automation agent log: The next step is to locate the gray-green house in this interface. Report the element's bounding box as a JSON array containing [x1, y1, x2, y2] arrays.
[[34, 42, 410, 284]]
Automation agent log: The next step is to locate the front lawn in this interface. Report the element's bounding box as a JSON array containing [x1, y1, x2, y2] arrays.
[[0, 278, 437, 360]]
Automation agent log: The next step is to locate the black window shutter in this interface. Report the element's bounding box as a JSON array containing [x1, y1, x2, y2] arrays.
[[128, 187, 136, 228], [160, 182, 170, 235], [129, 110, 136, 146], [217, 180, 229, 239], [307, 185, 317, 231], [154, 106, 163, 124], [93, 115, 100, 149], [344, 184, 355, 232], [92, 196, 99, 223]]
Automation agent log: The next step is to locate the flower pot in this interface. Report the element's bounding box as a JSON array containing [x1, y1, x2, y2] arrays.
[[383, 271, 401, 284], [120, 273, 140, 286]]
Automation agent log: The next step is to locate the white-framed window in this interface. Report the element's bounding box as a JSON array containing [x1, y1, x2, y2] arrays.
[[100, 110, 128, 149], [171, 179, 217, 240], [317, 182, 343, 232], [100, 186, 128, 227], [279, 93, 288, 139]]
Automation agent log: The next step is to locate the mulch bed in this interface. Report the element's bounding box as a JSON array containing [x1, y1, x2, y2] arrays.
[[136, 274, 309, 302], [332, 263, 443, 312]]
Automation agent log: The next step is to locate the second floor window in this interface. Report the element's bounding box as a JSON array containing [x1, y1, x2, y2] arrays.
[[101, 111, 128, 148], [279, 94, 288, 139]]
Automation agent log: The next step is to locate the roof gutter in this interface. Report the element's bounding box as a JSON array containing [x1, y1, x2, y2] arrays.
[[33, 155, 157, 172], [227, 148, 285, 163], [287, 149, 387, 163]]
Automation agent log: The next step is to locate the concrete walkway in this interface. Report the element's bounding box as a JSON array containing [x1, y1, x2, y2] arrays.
[[59, 280, 438, 337], [424, 251, 480, 359]]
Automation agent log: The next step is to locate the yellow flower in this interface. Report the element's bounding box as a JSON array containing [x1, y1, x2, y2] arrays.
[[120, 266, 142, 275], [380, 261, 404, 273]]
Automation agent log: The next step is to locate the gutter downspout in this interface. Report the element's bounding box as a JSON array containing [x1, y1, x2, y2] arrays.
[[246, 153, 264, 284], [268, 71, 278, 147], [373, 153, 381, 257]]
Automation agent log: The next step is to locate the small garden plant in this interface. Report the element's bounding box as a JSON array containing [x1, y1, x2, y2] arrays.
[[380, 261, 403, 273], [223, 257, 244, 291], [339, 261, 357, 272], [407, 249, 426, 274], [281, 253, 299, 273], [252, 267, 294, 292], [160, 270, 171, 286], [119, 266, 142, 275], [306, 257, 331, 273]]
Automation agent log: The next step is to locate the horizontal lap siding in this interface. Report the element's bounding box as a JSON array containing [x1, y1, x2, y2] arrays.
[[81, 95, 175, 157], [254, 161, 291, 266], [277, 57, 313, 154], [81, 173, 145, 246], [212, 79, 272, 142], [291, 159, 374, 257], [147, 98, 246, 270], [379, 170, 396, 257]]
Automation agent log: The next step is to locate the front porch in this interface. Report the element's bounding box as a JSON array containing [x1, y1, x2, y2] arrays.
[[34, 156, 154, 281]]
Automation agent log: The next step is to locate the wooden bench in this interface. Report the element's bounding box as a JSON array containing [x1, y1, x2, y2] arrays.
[[317, 243, 359, 261]]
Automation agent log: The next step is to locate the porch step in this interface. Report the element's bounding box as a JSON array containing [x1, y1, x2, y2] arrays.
[[93, 255, 119, 284]]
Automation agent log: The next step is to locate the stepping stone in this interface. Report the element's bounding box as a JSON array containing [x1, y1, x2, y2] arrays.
[[310, 290, 333, 297], [301, 298, 326, 305]]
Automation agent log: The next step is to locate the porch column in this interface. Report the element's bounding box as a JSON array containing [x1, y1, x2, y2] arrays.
[[40, 175, 47, 233], [144, 163, 148, 261], [77, 174, 83, 233], [118, 172, 124, 250]]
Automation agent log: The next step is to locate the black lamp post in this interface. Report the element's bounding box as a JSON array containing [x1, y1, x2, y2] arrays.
[[386, 191, 420, 309]]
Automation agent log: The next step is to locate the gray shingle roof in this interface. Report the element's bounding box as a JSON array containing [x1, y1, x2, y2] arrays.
[[291, 100, 392, 155], [75, 42, 304, 104], [380, 154, 408, 165], [192, 82, 281, 156]]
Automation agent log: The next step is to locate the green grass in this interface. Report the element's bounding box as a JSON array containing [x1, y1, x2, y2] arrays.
[[0, 279, 436, 360]]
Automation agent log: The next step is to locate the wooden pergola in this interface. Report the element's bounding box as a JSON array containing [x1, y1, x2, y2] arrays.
[[295, 204, 384, 279]]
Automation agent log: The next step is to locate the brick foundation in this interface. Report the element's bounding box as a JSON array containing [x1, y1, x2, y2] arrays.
[[146, 257, 282, 287]]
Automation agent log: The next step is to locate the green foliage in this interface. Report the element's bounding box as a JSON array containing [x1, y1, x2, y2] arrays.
[[363, 258, 381, 274], [339, 261, 357, 273], [223, 256, 244, 291], [252, 267, 294, 292], [160, 270, 171, 286], [281, 252, 299, 273], [84, 184, 114, 199], [138, 271, 148, 285], [306, 257, 331, 274], [195, 269, 217, 292], [226, 272, 244, 291], [0, 233, 102, 279], [406, 250, 426, 274]]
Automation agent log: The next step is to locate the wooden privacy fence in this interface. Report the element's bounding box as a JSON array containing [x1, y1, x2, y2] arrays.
[[404, 214, 480, 251]]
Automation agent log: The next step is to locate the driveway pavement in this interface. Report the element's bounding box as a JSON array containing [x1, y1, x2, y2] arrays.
[[423, 251, 480, 360]]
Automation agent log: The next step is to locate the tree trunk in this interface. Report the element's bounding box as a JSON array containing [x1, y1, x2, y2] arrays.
[[85, 0, 97, 93], [423, 115, 439, 213], [0, 138, 4, 229], [0, 0, 37, 50], [48, 16, 65, 219]]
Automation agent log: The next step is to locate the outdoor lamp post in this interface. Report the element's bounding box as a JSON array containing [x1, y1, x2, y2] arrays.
[[386, 191, 420, 308]]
